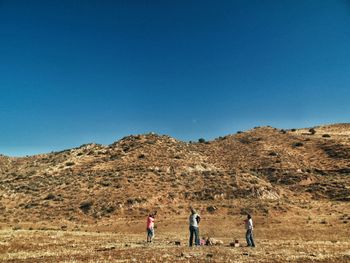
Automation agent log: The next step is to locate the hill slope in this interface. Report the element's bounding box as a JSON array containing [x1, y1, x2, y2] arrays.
[[0, 124, 349, 223]]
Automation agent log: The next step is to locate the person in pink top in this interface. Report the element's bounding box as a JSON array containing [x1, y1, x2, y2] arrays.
[[146, 212, 156, 242]]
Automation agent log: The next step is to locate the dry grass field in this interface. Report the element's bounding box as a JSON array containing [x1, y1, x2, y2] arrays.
[[1, 200, 349, 263], [0, 229, 348, 263]]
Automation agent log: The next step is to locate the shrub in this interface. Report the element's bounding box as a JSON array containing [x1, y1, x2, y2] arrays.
[[293, 142, 304, 147], [126, 198, 144, 206], [168, 192, 176, 199], [198, 138, 206, 143], [291, 129, 296, 132], [99, 180, 111, 187], [207, 206, 218, 213], [80, 200, 93, 213], [309, 128, 316, 135], [322, 134, 331, 138], [44, 193, 56, 200], [103, 205, 116, 214], [138, 154, 146, 159]]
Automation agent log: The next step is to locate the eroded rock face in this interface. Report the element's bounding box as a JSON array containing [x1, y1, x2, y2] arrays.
[[254, 188, 280, 200]]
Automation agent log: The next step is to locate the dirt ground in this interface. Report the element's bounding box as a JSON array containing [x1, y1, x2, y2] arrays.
[[1, 209, 349, 263]]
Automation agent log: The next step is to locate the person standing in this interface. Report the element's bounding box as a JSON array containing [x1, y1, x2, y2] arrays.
[[189, 207, 201, 246], [146, 213, 155, 242], [245, 214, 255, 247]]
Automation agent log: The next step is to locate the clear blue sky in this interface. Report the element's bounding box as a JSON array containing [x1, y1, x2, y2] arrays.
[[0, 0, 349, 156]]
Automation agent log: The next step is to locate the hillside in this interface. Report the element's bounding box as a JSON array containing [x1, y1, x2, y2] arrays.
[[0, 124, 349, 224]]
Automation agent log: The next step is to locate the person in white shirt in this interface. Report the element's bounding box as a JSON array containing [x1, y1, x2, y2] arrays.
[[245, 214, 255, 247], [189, 207, 201, 246]]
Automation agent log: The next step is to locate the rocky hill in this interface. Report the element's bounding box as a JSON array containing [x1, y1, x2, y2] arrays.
[[0, 124, 349, 224]]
